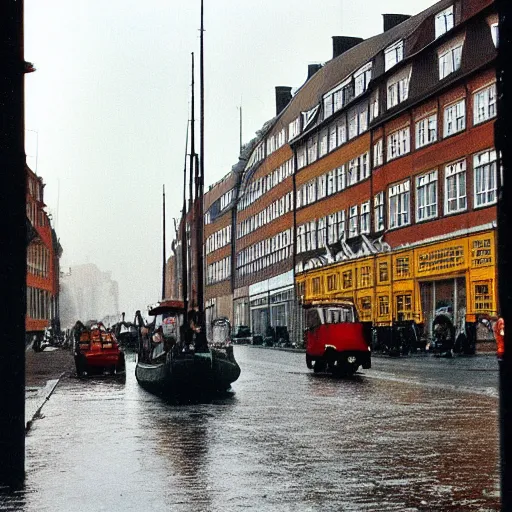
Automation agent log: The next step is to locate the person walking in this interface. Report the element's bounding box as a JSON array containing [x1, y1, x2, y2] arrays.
[[493, 315, 505, 361]]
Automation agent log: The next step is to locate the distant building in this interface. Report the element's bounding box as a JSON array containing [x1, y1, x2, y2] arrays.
[[26, 165, 62, 343], [60, 263, 119, 328]]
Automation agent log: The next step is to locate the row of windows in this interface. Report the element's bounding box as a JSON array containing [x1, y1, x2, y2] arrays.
[[386, 149, 497, 230], [296, 151, 370, 210], [297, 101, 370, 170], [237, 158, 294, 212], [207, 256, 231, 285], [374, 83, 496, 167], [296, 199, 372, 254], [27, 286, 53, 321], [266, 128, 287, 156], [220, 189, 235, 211], [27, 242, 50, 278], [206, 225, 232, 255], [293, 148, 496, 251], [236, 229, 292, 278], [237, 192, 294, 239]]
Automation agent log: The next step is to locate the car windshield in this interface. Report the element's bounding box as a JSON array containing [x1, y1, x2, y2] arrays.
[[320, 306, 355, 324]]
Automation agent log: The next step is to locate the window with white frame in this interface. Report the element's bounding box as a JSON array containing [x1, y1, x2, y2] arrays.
[[297, 144, 307, 169], [337, 117, 347, 145], [416, 170, 438, 222], [319, 128, 328, 157], [415, 114, 437, 148], [474, 149, 497, 207], [337, 166, 346, 191], [289, 117, 300, 140], [328, 124, 337, 151], [277, 128, 286, 148], [323, 95, 333, 119], [370, 90, 379, 121], [317, 174, 327, 200], [359, 103, 369, 133], [348, 108, 358, 139], [360, 201, 370, 234], [349, 206, 359, 237], [438, 37, 464, 80], [384, 40, 404, 71], [348, 158, 359, 186], [435, 5, 454, 38], [473, 83, 497, 125], [445, 159, 467, 214], [387, 66, 412, 109], [360, 152, 370, 180], [374, 192, 385, 232], [307, 136, 318, 164], [373, 139, 383, 167], [444, 99, 465, 137], [388, 181, 410, 229], [387, 126, 410, 161], [317, 217, 327, 249], [354, 63, 372, 96]]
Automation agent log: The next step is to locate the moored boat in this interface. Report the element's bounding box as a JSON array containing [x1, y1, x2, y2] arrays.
[[73, 321, 126, 376], [135, 300, 240, 398]]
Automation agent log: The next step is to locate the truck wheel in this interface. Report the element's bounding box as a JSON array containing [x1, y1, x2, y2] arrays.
[[306, 355, 313, 369], [313, 361, 325, 373]]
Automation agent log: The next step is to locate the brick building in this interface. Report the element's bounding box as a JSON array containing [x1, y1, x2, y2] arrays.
[[167, 0, 498, 350], [25, 166, 62, 343]]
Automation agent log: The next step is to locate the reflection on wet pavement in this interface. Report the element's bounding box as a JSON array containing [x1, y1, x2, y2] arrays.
[[0, 347, 500, 511]]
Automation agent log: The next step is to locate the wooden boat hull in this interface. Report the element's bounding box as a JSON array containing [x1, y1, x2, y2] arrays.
[[135, 346, 240, 397]]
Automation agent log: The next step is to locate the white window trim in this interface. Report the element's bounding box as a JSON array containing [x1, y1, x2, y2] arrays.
[[473, 149, 497, 209], [415, 170, 438, 222], [384, 40, 404, 72], [435, 5, 454, 39], [444, 159, 467, 215]]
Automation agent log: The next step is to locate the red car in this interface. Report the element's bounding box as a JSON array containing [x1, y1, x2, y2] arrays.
[[304, 300, 372, 375], [74, 322, 125, 376]]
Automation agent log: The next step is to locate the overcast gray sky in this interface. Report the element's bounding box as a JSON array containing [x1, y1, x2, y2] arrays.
[[24, 0, 438, 316]]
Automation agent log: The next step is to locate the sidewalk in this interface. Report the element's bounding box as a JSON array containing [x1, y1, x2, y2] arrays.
[[25, 346, 75, 432]]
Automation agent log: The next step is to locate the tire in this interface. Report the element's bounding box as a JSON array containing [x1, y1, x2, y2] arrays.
[[306, 355, 313, 369], [313, 360, 326, 373]]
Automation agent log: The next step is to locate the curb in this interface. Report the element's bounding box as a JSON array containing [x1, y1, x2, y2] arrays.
[[25, 372, 65, 433]]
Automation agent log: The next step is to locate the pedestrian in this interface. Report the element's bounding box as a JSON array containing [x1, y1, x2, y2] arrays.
[[492, 315, 505, 361]]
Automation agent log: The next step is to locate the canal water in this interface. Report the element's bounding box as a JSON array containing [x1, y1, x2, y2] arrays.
[[1, 347, 500, 511]]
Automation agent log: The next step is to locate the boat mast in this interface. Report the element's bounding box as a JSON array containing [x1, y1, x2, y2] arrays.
[[190, 52, 197, 311], [197, 0, 205, 317], [162, 184, 166, 300], [189, 52, 195, 213], [181, 121, 189, 327]]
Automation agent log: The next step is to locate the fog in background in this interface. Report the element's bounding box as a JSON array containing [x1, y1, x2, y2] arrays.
[[24, 0, 437, 316]]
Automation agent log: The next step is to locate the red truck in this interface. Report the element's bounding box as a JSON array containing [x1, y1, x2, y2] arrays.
[[303, 300, 372, 376]]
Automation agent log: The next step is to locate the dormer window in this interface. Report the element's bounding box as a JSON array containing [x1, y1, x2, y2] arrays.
[[438, 34, 465, 80], [387, 65, 412, 109], [354, 62, 372, 96], [384, 40, 404, 72], [435, 6, 454, 38]]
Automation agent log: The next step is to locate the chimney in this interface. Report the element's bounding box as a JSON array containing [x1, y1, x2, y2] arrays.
[[275, 86, 292, 116], [307, 63, 322, 80], [332, 36, 364, 59], [383, 14, 411, 32]]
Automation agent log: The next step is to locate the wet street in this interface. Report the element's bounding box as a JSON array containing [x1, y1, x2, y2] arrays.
[[2, 347, 501, 511]]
